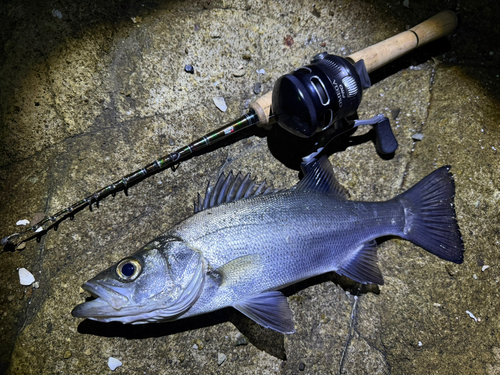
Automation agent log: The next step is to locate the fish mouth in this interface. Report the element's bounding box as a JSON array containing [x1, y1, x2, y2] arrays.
[[71, 281, 130, 320]]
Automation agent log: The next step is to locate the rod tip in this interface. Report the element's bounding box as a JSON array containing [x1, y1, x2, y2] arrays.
[[1, 233, 20, 246]]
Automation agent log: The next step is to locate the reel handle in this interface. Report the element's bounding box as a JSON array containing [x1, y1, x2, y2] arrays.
[[251, 10, 457, 126]]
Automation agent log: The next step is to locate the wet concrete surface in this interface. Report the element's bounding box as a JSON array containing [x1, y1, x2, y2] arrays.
[[0, 0, 499, 374]]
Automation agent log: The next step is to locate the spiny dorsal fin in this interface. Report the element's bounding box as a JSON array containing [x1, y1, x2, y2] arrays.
[[194, 171, 278, 213], [296, 156, 349, 199]]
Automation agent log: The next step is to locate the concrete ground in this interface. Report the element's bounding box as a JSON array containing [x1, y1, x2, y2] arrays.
[[0, 0, 499, 374]]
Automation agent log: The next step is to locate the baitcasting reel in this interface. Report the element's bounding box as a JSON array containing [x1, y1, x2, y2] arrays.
[[272, 53, 398, 155]]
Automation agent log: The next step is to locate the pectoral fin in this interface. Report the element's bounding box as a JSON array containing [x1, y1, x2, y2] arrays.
[[210, 254, 262, 288], [338, 240, 384, 285], [233, 291, 295, 334]]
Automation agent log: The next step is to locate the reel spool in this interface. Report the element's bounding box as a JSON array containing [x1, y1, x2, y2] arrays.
[[272, 54, 368, 138]]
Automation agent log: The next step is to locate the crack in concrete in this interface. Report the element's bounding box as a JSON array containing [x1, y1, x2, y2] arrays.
[[338, 294, 391, 374], [338, 295, 358, 374], [352, 324, 391, 375], [399, 63, 437, 190], [17, 137, 71, 335]]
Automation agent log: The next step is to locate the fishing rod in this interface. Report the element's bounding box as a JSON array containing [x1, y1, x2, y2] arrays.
[[1, 10, 458, 248]]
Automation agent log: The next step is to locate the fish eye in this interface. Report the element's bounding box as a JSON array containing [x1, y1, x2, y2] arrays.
[[116, 258, 142, 282]]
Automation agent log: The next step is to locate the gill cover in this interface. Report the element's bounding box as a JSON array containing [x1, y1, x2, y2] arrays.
[[150, 238, 206, 322]]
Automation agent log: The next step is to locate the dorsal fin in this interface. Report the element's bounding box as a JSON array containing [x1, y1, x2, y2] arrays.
[[297, 156, 349, 199], [194, 171, 277, 213]]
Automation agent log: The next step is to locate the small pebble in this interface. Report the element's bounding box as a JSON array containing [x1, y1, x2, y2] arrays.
[[253, 83, 262, 94], [311, 5, 321, 17], [64, 350, 72, 359], [19, 268, 35, 286], [412, 133, 424, 141], [232, 69, 246, 77], [213, 97, 227, 112], [466, 310, 478, 322], [284, 35, 294, 47], [184, 64, 194, 74], [298, 361, 306, 371], [33, 281, 40, 289], [32, 213, 45, 225], [217, 352, 227, 366], [16, 219, 30, 226], [108, 357, 122, 371], [445, 264, 456, 276], [256, 68, 265, 75], [193, 339, 203, 350], [7, 295, 15, 302], [235, 333, 248, 346], [482, 265, 490, 272], [391, 108, 401, 120], [52, 9, 63, 19]]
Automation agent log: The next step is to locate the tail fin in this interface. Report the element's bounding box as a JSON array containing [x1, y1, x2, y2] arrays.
[[397, 166, 464, 264]]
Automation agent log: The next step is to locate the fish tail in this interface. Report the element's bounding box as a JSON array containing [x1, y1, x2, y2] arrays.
[[397, 166, 464, 264]]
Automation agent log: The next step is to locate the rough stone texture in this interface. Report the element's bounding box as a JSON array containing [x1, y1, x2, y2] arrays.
[[1, 0, 499, 374]]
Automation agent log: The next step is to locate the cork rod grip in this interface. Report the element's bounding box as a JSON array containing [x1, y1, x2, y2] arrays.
[[249, 90, 273, 127], [348, 10, 458, 73], [250, 10, 457, 126]]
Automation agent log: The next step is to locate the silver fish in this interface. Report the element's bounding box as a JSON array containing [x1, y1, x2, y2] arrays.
[[72, 157, 464, 333]]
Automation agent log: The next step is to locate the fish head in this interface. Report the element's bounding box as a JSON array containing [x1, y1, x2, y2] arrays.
[[72, 236, 205, 324]]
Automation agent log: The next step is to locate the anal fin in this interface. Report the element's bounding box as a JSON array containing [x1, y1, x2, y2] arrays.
[[233, 291, 295, 334], [338, 240, 384, 285]]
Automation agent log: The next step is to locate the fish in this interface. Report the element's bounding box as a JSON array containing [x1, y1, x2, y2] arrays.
[[72, 156, 464, 333]]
